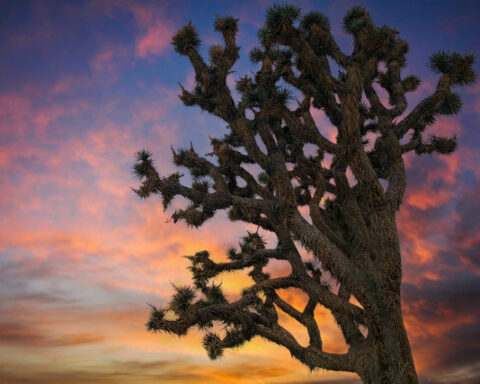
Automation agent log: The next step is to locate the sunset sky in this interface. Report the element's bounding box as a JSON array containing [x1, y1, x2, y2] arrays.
[[1, 0, 480, 383]]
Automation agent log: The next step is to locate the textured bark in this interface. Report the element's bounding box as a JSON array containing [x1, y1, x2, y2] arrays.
[[132, 5, 475, 383]]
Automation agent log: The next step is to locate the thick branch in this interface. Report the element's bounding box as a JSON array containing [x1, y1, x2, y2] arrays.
[[257, 323, 355, 371]]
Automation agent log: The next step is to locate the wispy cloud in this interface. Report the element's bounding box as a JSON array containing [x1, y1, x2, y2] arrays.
[[129, 3, 174, 58]]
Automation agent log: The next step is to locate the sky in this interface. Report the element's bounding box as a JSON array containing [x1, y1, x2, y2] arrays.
[[0, 0, 479, 383]]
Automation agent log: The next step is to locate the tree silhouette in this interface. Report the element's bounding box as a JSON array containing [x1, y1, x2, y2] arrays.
[[132, 5, 475, 383]]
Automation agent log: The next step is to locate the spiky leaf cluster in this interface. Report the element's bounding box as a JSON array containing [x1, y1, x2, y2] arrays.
[[416, 135, 457, 155], [169, 285, 195, 314], [300, 12, 330, 32], [203, 283, 227, 305], [239, 86, 292, 109], [343, 6, 372, 35], [265, 4, 301, 33], [437, 92, 462, 115], [202, 332, 223, 359], [172, 21, 201, 55], [429, 51, 476, 86], [214, 15, 239, 33], [132, 150, 153, 179], [402, 75, 420, 92], [145, 306, 165, 332]]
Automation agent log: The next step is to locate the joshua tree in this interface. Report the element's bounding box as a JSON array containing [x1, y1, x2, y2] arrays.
[[132, 5, 475, 383]]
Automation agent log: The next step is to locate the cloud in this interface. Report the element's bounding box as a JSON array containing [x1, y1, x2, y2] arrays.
[[0, 358, 300, 384], [277, 379, 360, 384], [136, 22, 173, 58], [422, 362, 480, 384], [447, 177, 480, 272], [0, 322, 103, 347], [128, 3, 174, 58], [402, 272, 480, 374]]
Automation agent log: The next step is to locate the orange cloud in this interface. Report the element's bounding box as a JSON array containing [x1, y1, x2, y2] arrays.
[[0, 322, 103, 347]]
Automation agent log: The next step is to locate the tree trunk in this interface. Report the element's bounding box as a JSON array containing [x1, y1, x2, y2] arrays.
[[356, 288, 418, 383]]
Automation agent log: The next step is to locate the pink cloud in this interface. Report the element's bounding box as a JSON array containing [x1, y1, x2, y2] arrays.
[[0, 94, 30, 118], [136, 22, 172, 58], [127, 3, 173, 58], [401, 116, 466, 210], [128, 3, 154, 27]]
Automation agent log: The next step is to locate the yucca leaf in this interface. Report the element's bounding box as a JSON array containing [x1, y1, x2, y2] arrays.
[[300, 11, 330, 31], [172, 21, 201, 55], [169, 285, 195, 313], [437, 93, 462, 115], [266, 4, 301, 32], [202, 332, 223, 360], [343, 6, 371, 34], [214, 15, 239, 33]]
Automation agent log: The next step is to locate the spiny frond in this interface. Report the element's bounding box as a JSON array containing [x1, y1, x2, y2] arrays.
[[249, 47, 265, 63], [402, 76, 420, 92], [429, 51, 451, 74], [429, 135, 457, 155], [202, 332, 223, 360], [429, 51, 475, 86], [343, 6, 371, 35], [300, 11, 330, 31], [240, 231, 266, 254], [271, 48, 293, 64], [169, 285, 195, 314], [416, 135, 458, 155], [241, 86, 292, 109], [172, 21, 201, 55], [266, 4, 301, 32], [236, 75, 254, 93], [145, 305, 165, 331], [419, 114, 436, 127], [257, 27, 270, 46], [204, 283, 227, 305], [214, 15, 239, 33], [437, 93, 462, 115], [227, 247, 240, 260], [136, 149, 152, 162], [132, 150, 153, 179], [132, 163, 146, 179], [275, 87, 293, 104]]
